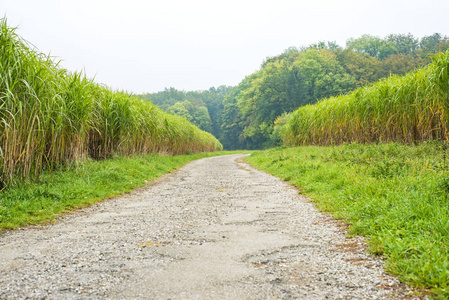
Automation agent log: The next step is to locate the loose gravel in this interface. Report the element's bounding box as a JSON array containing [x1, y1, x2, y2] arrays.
[[0, 154, 416, 299]]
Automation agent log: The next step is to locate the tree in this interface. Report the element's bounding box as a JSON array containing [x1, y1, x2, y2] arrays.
[[346, 34, 396, 59], [379, 53, 426, 77], [140, 87, 231, 139], [420, 33, 449, 55], [335, 48, 382, 87], [220, 87, 246, 150], [233, 60, 308, 148], [295, 49, 356, 100], [167, 100, 213, 133], [142, 87, 186, 110], [167, 101, 192, 122], [202, 86, 232, 139], [191, 105, 213, 133], [234, 49, 356, 149], [386, 33, 419, 55], [262, 47, 299, 68], [302, 41, 342, 52]]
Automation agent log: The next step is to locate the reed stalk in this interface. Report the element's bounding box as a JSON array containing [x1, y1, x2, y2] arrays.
[[0, 19, 222, 186], [284, 50, 449, 146]]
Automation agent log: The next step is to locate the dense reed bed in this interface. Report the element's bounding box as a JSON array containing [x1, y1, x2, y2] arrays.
[[0, 19, 222, 186], [283, 50, 449, 146]]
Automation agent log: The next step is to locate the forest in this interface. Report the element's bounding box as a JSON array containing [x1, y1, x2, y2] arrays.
[[140, 33, 449, 149]]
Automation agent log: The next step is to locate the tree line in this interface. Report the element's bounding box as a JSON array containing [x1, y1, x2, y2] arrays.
[[139, 86, 231, 140], [140, 33, 449, 150]]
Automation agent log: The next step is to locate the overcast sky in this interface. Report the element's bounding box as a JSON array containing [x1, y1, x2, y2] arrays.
[[1, 0, 448, 94]]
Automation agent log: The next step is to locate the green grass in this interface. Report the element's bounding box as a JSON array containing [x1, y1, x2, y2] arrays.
[[0, 151, 245, 232], [246, 142, 449, 298]]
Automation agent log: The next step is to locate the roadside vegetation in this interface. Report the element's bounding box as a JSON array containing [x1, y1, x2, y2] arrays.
[[261, 48, 449, 298], [247, 47, 449, 299], [246, 143, 449, 298], [142, 34, 449, 150], [139, 86, 231, 139], [283, 50, 449, 146], [0, 19, 222, 188]]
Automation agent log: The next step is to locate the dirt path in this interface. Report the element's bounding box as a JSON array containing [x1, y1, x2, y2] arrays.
[[0, 154, 410, 299]]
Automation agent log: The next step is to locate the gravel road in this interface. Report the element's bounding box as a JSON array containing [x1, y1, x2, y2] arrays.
[[0, 154, 413, 299]]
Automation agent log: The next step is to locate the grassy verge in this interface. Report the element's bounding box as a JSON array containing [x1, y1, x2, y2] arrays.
[[246, 142, 449, 298], [0, 151, 245, 232]]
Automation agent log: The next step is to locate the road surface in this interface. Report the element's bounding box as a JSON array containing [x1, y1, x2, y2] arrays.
[[0, 154, 409, 299]]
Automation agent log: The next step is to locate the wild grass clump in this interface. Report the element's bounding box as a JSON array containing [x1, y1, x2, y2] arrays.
[[283, 50, 449, 146], [0, 19, 222, 186]]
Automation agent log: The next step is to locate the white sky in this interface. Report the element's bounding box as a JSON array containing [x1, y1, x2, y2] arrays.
[[1, 0, 448, 94]]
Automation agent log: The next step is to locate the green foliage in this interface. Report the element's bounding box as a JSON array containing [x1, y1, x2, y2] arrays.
[[379, 53, 427, 76], [270, 112, 291, 146], [283, 50, 449, 146], [335, 48, 383, 87], [246, 142, 449, 297], [347, 34, 397, 59], [166, 100, 213, 132], [296, 49, 356, 99], [0, 19, 222, 186], [140, 32, 449, 151], [386, 33, 419, 55], [224, 49, 357, 149], [420, 33, 449, 56], [140, 86, 231, 139], [302, 41, 342, 52], [347, 33, 449, 60], [167, 101, 193, 122], [219, 87, 247, 150], [193, 106, 213, 133], [141, 87, 187, 110]]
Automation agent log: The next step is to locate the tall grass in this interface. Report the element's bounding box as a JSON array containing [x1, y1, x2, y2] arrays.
[[283, 50, 449, 146], [0, 19, 222, 186]]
